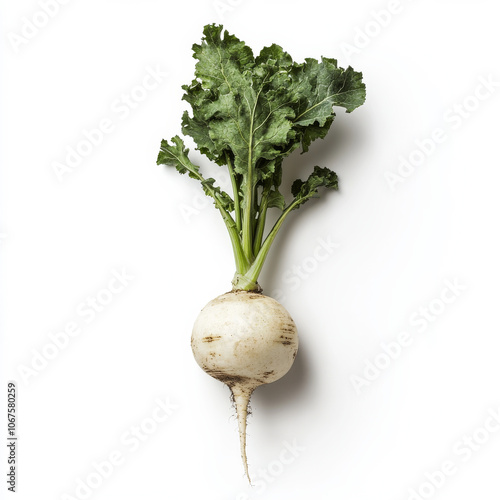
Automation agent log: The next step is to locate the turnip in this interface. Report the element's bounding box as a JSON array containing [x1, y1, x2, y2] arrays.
[[191, 291, 298, 480], [157, 24, 365, 482]]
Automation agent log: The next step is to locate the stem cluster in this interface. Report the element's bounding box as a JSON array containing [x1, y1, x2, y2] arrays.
[[222, 155, 317, 292]]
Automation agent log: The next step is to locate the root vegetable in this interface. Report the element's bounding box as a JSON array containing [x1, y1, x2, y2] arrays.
[[156, 24, 365, 482], [191, 291, 298, 480]]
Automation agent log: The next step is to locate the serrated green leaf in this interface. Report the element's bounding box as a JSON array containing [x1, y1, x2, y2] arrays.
[[156, 24, 365, 289], [201, 177, 234, 212], [300, 116, 334, 153], [192, 24, 254, 93], [267, 189, 285, 210], [180, 25, 365, 189], [183, 26, 296, 178], [290, 166, 338, 209], [157, 135, 200, 178], [157, 135, 233, 212], [289, 58, 365, 151], [292, 58, 366, 126]]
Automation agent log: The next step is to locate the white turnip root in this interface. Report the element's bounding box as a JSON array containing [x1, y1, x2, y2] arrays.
[[157, 24, 365, 483], [191, 290, 298, 481]]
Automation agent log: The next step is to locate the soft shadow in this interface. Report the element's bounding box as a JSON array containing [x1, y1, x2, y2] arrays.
[[255, 117, 366, 407], [261, 118, 363, 292], [282, 116, 366, 190], [251, 334, 311, 410]]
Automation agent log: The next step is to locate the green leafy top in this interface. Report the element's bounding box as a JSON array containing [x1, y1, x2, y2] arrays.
[[157, 24, 365, 291]]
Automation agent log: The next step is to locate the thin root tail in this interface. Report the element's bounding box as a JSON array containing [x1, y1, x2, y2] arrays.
[[230, 384, 254, 484]]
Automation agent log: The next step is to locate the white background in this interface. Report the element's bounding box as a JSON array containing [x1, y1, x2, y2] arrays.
[[1, 0, 500, 499]]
